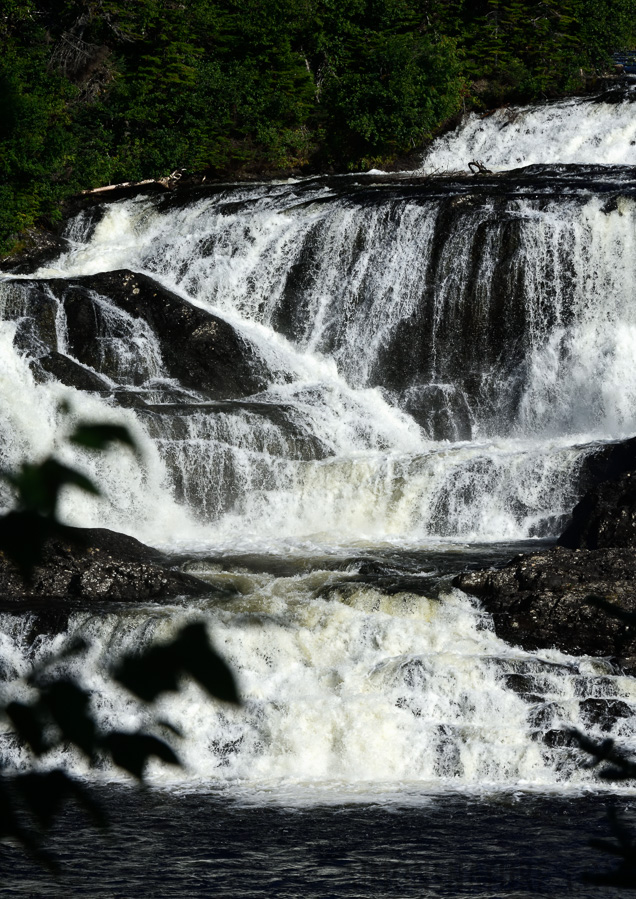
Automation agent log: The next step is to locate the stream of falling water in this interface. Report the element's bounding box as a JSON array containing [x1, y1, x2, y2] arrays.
[[1, 92, 636, 805]]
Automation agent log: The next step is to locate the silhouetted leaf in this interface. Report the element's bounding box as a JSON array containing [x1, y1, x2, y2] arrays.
[[43, 680, 97, 757], [569, 729, 636, 779], [156, 719, 183, 737], [590, 837, 628, 857], [101, 732, 180, 779], [29, 637, 90, 685], [114, 644, 181, 701], [114, 623, 240, 705], [0, 775, 53, 869], [174, 623, 240, 705], [5, 458, 99, 518], [6, 701, 49, 756], [70, 423, 138, 455], [585, 807, 636, 888], [0, 510, 59, 578]]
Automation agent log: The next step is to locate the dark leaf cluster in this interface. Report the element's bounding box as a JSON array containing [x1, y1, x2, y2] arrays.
[[0, 416, 240, 866]]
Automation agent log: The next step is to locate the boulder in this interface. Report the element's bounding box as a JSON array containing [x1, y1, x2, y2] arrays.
[[6, 270, 276, 401], [0, 526, 215, 643], [38, 351, 112, 393], [0, 526, 208, 604], [559, 471, 636, 550], [56, 270, 274, 399], [455, 547, 636, 671]]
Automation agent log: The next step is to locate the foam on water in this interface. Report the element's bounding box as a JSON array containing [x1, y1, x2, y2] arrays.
[[420, 91, 636, 173], [1, 570, 635, 797]]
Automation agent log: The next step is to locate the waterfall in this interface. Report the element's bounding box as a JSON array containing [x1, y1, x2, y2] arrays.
[[419, 88, 636, 172], [2, 572, 636, 795], [8, 168, 636, 549], [2, 92, 636, 794]]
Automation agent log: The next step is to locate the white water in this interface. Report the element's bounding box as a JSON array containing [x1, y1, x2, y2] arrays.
[[2, 571, 635, 798], [8, 172, 636, 549], [1, 92, 636, 795], [420, 90, 636, 172]]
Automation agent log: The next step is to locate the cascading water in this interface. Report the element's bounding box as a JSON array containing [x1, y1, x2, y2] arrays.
[[1, 91, 636, 801], [419, 87, 636, 172]]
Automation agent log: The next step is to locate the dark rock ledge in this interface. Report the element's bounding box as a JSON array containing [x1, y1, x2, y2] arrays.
[[0, 527, 210, 636], [455, 439, 636, 673], [0, 527, 207, 603]]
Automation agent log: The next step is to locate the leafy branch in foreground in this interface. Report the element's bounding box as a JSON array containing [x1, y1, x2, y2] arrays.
[[0, 623, 239, 869], [0, 418, 136, 578], [0, 416, 239, 868]]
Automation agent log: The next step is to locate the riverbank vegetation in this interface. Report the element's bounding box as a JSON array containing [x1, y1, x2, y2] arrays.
[[1, 0, 635, 253]]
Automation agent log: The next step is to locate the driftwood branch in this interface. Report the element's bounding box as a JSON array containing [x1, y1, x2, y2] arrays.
[[468, 160, 492, 175]]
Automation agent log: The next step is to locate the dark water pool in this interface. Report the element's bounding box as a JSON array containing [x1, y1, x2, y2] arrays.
[[0, 789, 632, 897]]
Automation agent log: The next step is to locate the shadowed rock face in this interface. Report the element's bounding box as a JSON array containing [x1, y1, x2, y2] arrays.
[[559, 475, 636, 551], [46, 270, 273, 400], [0, 527, 208, 604], [38, 351, 112, 393], [456, 439, 636, 672], [3, 269, 277, 402]]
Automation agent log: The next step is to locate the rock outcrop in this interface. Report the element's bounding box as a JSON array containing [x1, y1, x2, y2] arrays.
[[559, 475, 636, 551], [0, 527, 207, 604], [455, 437, 636, 672], [455, 547, 636, 671], [33, 270, 275, 400], [0, 526, 213, 641]]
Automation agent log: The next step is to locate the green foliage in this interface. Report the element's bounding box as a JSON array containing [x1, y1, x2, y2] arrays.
[[436, 0, 636, 104], [1, 0, 635, 251]]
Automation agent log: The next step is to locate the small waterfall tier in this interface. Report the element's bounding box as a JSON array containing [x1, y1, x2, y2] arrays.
[[420, 87, 636, 172]]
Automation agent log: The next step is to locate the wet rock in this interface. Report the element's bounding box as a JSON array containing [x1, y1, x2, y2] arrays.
[[0, 527, 209, 606], [579, 435, 636, 490], [455, 547, 636, 672], [542, 729, 579, 749], [37, 351, 112, 393], [58, 270, 273, 399], [455, 436, 636, 671], [8, 270, 275, 401], [560, 444, 636, 549], [2, 230, 71, 275], [139, 400, 330, 462], [503, 673, 541, 700], [578, 697, 634, 732], [399, 383, 473, 441]]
